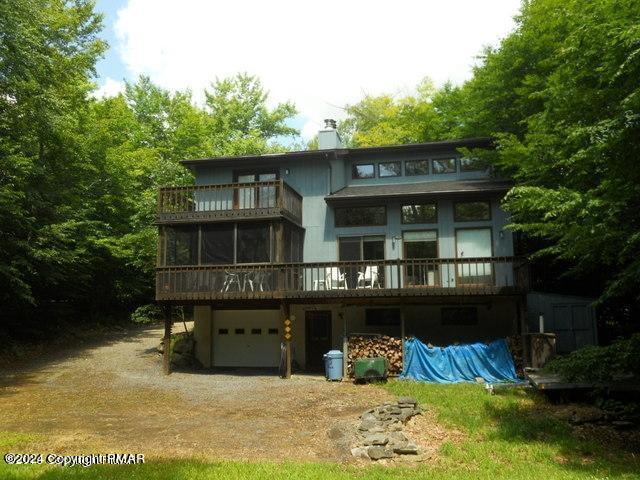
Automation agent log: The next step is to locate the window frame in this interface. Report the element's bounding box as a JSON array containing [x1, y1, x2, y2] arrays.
[[378, 161, 402, 178], [338, 235, 386, 261], [459, 157, 485, 173], [432, 157, 457, 174], [405, 159, 430, 176], [453, 200, 492, 222], [351, 163, 376, 179], [401, 203, 438, 224], [334, 205, 387, 227], [402, 229, 439, 259]]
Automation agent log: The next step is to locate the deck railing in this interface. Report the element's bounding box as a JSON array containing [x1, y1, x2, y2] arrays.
[[156, 180, 303, 224], [156, 257, 528, 301]]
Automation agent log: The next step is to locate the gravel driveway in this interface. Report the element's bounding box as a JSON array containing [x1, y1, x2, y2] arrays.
[[0, 324, 394, 461]]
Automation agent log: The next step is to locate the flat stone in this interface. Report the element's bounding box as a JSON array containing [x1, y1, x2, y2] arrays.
[[398, 396, 417, 406], [361, 412, 377, 422], [393, 442, 419, 455], [367, 446, 395, 460], [359, 419, 380, 431], [350, 447, 369, 459], [363, 433, 389, 446]]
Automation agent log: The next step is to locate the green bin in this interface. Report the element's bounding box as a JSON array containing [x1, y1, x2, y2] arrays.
[[353, 357, 388, 382]]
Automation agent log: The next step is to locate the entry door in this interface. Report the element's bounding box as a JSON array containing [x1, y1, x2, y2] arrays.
[[456, 228, 493, 285], [235, 171, 277, 209], [305, 311, 332, 371]]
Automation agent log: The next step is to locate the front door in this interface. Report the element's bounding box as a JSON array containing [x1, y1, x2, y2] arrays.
[[305, 311, 332, 371]]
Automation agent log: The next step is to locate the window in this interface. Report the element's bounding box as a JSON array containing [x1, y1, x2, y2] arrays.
[[235, 171, 278, 209], [405, 159, 429, 176], [335, 206, 386, 227], [365, 308, 400, 326], [403, 231, 438, 287], [268, 328, 279, 335], [235, 328, 245, 334], [352, 164, 375, 179], [454, 201, 491, 221], [378, 161, 401, 177], [432, 158, 456, 174], [339, 236, 385, 261], [251, 328, 262, 335], [401, 203, 437, 224], [164, 226, 198, 265], [441, 307, 478, 326], [460, 157, 484, 172], [201, 224, 234, 264], [236, 222, 270, 263], [218, 328, 229, 335]]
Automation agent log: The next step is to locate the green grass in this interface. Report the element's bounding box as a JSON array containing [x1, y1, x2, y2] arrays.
[[2, 383, 639, 479]]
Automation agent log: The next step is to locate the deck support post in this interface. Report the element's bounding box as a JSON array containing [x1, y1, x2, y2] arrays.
[[517, 297, 530, 368], [281, 302, 292, 379], [341, 311, 348, 379], [400, 309, 406, 371], [162, 304, 172, 375]]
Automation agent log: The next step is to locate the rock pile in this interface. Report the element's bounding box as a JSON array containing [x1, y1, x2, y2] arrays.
[[351, 396, 424, 461]]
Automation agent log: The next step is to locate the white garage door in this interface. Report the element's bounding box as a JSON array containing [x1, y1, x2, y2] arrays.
[[212, 310, 281, 367]]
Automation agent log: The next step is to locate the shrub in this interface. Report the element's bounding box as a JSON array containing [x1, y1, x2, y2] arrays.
[[130, 304, 162, 324], [545, 334, 640, 382]]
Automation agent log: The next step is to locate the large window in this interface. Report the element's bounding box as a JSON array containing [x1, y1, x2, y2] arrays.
[[164, 226, 198, 265], [352, 164, 375, 179], [401, 203, 437, 224], [403, 230, 438, 286], [432, 158, 456, 174], [454, 201, 491, 221], [335, 206, 386, 227], [201, 224, 234, 264], [405, 159, 429, 176], [338, 236, 385, 261], [442, 307, 478, 325], [236, 222, 270, 263], [460, 157, 484, 172], [378, 161, 401, 177], [365, 308, 400, 326]]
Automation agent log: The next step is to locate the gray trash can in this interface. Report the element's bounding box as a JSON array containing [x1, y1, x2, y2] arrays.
[[323, 350, 344, 381]]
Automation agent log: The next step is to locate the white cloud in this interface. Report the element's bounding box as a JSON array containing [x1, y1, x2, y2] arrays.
[[114, 0, 520, 138], [92, 77, 125, 98]]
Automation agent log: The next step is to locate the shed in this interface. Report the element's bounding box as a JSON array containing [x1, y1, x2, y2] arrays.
[[526, 292, 598, 354]]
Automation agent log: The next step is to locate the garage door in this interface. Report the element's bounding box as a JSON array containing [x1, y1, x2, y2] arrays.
[[212, 310, 281, 367]]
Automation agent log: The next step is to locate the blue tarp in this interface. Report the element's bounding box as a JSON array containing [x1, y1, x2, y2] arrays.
[[399, 337, 522, 384]]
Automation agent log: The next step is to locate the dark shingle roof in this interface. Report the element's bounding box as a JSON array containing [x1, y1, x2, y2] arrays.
[[325, 179, 512, 203]]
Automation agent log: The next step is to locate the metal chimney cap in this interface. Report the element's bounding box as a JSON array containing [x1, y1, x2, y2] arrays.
[[324, 118, 337, 129]]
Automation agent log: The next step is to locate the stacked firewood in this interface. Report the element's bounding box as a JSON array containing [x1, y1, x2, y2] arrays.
[[347, 334, 403, 376], [506, 335, 524, 377]]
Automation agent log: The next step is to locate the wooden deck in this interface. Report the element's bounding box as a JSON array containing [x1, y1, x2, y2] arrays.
[[156, 180, 303, 225], [526, 372, 640, 392], [156, 257, 528, 303]]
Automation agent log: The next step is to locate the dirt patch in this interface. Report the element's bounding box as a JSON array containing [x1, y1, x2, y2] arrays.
[[0, 324, 402, 462]]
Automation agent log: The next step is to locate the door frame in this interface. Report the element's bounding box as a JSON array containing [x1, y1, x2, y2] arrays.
[[305, 310, 332, 371], [454, 226, 494, 286], [401, 229, 439, 287], [233, 169, 279, 209]]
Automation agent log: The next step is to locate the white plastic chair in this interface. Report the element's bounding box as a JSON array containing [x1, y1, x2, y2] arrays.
[[222, 271, 241, 292], [357, 265, 381, 289], [325, 267, 348, 290]]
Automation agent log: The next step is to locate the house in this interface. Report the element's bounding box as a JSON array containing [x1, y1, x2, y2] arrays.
[[155, 120, 530, 375]]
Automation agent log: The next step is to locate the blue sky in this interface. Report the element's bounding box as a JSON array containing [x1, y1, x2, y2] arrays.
[[91, 0, 521, 140]]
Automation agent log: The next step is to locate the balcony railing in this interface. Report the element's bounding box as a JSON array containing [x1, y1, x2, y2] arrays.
[[156, 257, 528, 301], [156, 180, 303, 224]]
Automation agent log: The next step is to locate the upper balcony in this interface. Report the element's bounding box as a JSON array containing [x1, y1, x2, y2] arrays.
[[157, 180, 303, 225]]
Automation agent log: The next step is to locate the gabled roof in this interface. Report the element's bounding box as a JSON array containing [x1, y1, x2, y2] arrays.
[[325, 179, 512, 203], [180, 137, 493, 168]]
